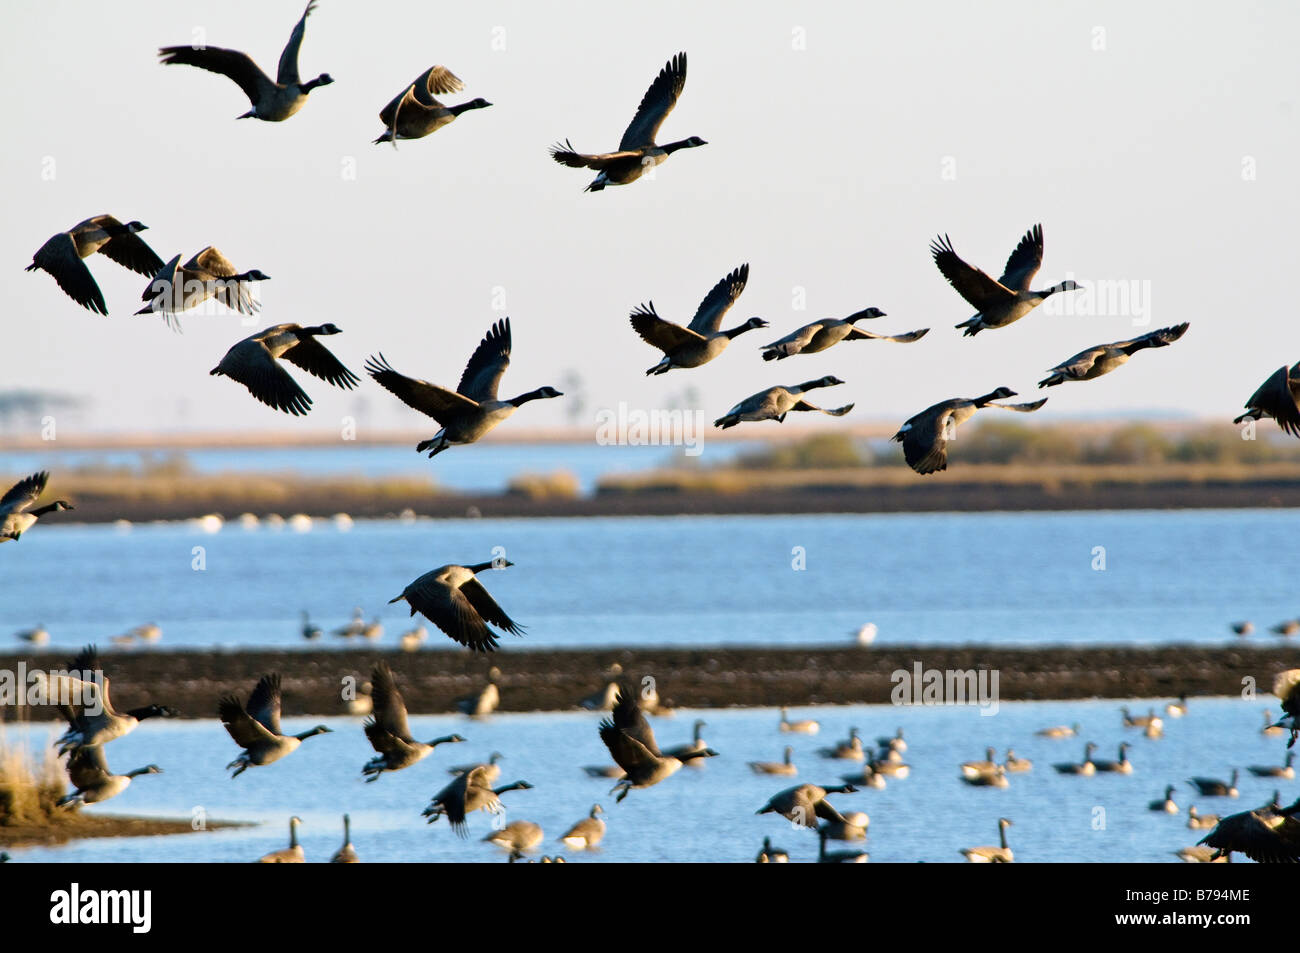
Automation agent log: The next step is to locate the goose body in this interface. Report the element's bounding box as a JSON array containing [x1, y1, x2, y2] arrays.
[[877, 729, 906, 753], [52, 645, 177, 752], [0, 472, 74, 542], [219, 673, 332, 777], [1035, 723, 1080, 739], [361, 662, 465, 780], [1037, 323, 1189, 388], [330, 814, 359, 863], [136, 247, 270, 329], [301, 611, 322, 641], [1247, 752, 1295, 779], [1188, 769, 1239, 798], [258, 816, 304, 863], [714, 377, 854, 429], [756, 782, 858, 829], [1175, 846, 1228, 863], [422, 766, 533, 837], [1093, 742, 1134, 774], [960, 818, 1013, 863], [389, 558, 522, 652], [1003, 750, 1032, 773], [57, 745, 161, 807], [756, 836, 789, 863], [1198, 795, 1300, 863], [1235, 362, 1300, 438], [1052, 742, 1098, 776], [1187, 806, 1220, 830], [960, 747, 999, 779], [400, 624, 429, 652], [822, 811, 869, 841], [1149, 785, 1180, 813], [893, 388, 1047, 474], [375, 65, 491, 146], [449, 752, 504, 785], [15, 625, 49, 645], [749, 746, 798, 776], [760, 308, 928, 361], [1165, 694, 1188, 718], [456, 678, 500, 716], [484, 820, 544, 852], [819, 727, 865, 761], [961, 766, 1009, 788], [598, 687, 717, 800], [26, 216, 163, 315], [560, 805, 605, 849], [631, 264, 767, 375], [779, 707, 820, 734], [211, 323, 359, 417]]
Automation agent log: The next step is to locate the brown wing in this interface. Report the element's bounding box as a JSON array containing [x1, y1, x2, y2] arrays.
[[217, 338, 313, 416], [67, 745, 113, 790], [629, 304, 703, 354], [457, 319, 511, 402], [1, 471, 49, 514], [369, 661, 411, 741], [931, 234, 1017, 311], [277, 1, 318, 86], [246, 673, 283, 735], [218, 695, 278, 749], [845, 326, 930, 343], [997, 224, 1044, 292], [896, 402, 956, 475], [458, 578, 524, 637], [548, 140, 642, 170], [282, 336, 360, 391], [88, 216, 165, 277], [379, 65, 462, 123], [687, 264, 749, 334], [403, 574, 500, 653], [158, 46, 274, 106], [30, 232, 107, 314], [365, 354, 478, 425], [619, 52, 687, 150], [609, 687, 660, 755]]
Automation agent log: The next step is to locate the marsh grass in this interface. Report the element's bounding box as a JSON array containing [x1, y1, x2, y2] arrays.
[[0, 723, 66, 827]]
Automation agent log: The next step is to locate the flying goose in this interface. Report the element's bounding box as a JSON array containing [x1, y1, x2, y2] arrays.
[[422, 766, 533, 837], [1197, 795, 1300, 863], [599, 687, 717, 801], [1273, 669, 1300, 747], [0, 472, 74, 542], [760, 309, 929, 361], [450, 752, 504, 785], [779, 707, 820, 735], [549, 52, 705, 191], [26, 216, 164, 315], [361, 661, 466, 780], [388, 557, 523, 652], [1188, 769, 1239, 798], [749, 746, 798, 777], [961, 766, 1009, 788], [219, 673, 332, 777], [136, 247, 270, 330], [930, 224, 1079, 336], [893, 388, 1048, 474], [960, 747, 999, 779], [51, 645, 177, 753], [330, 814, 359, 863], [158, 1, 333, 122], [1248, 752, 1295, 780], [257, 816, 305, 863], [210, 323, 360, 417], [756, 782, 858, 830], [1093, 742, 1134, 774], [630, 265, 768, 375], [819, 727, 865, 761], [1037, 323, 1190, 388], [714, 377, 854, 429], [1236, 362, 1300, 437], [484, 820, 544, 852], [375, 65, 491, 146], [1052, 742, 1098, 776], [1187, 806, 1220, 830], [1035, 722, 1081, 739], [366, 319, 563, 457], [1003, 750, 1032, 773], [756, 837, 789, 863], [1149, 785, 1180, 813], [661, 719, 709, 766], [816, 827, 869, 863], [960, 818, 1013, 863], [559, 805, 605, 850], [57, 745, 161, 807]]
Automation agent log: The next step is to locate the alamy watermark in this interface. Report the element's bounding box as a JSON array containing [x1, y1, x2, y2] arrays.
[[890, 662, 1000, 716], [0, 663, 104, 715], [594, 403, 705, 457]]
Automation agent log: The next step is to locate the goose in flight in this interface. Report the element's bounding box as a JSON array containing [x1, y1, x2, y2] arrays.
[[1273, 669, 1300, 747], [598, 686, 718, 801], [219, 673, 332, 777], [893, 388, 1048, 474], [1198, 795, 1300, 862], [0, 472, 74, 542], [714, 377, 853, 429], [57, 745, 162, 807], [366, 318, 562, 457], [549, 52, 705, 191], [136, 247, 270, 330], [422, 765, 533, 837], [760, 309, 929, 361], [374, 65, 491, 146], [211, 323, 360, 416], [50, 645, 177, 753], [931, 224, 1079, 336], [26, 216, 164, 315], [389, 558, 523, 653], [631, 264, 767, 375], [158, 1, 333, 122], [1236, 362, 1300, 438], [756, 782, 858, 830], [1037, 323, 1189, 388], [361, 661, 465, 780]]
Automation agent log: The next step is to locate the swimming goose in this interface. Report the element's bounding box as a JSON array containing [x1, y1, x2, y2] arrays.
[[877, 729, 906, 753], [756, 837, 789, 863], [854, 623, 878, 646], [57, 745, 161, 807], [819, 727, 865, 761], [1121, 707, 1160, 729], [400, 624, 429, 652], [1261, 709, 1287, 738], [219, 673, 332, 777], [931, 224, 1079, 336], [868, 753, 910, 779], [345, 681, 372, 717], [759, 309, 928, 362], [366, 319, 563, 457], [484, 820, 544, 852], [15, 625, 49, 645], [1037, 323, 1190, 388], [0, 472, 74, 542], [841, 764, 887, 789], [757, 782, 858, 829], [779, 707, 820, 734], [1175, 846, 1228, 863], [450, 753, 505, 784], [1235, 362, 1300, 438], [51, 645, 177, 753], [893, 388, 1048, 474], [1003, 750, 1032, 773], [455, 674, 500, 716], [1273, 620, 1300, 637], [1145, 717, 1165, 740], [1248, 752, 1295, 779], [1052, 742, 1098, 776], [1232, 621, 1255, 637], [960, 818, 1013, 863], [1187, 806, 1220, 830], [599, 687, 717, 801], [817, 827, 869, 863], [422, 766, 533, 837], [661, 719, 709, 766], [559, 805, 605, 849], [375, 65, 491, 146], [159, 1, 333, 122], [388, 558, 523, 652], [549, 52, 705, 191], [330, 814, 359, 863], [1035, 722, 1081, 739], [210, 323, 360, 417], [361, 662, 466, 781], [631, 265, 768, 375], [580, 682, 621, 712], [1273, 669, 1300, 747], [1197, 795, 1300, 863], [334, 607, 365, 638], [1187, 769, 1239, 798], [960, 747, 999, 779], [714, 377, 854, 429], [961, 766, 1010, 788], [1093, 742, 1134, 774], [257, 817, 305, 863], [1149, 786, 1180, 813], [136, 248, 270, 330], [1165, 694, 1188, 718], [749, 746, 798, 777], [27, 216, 164, 315], [300, 611, 322, 641]]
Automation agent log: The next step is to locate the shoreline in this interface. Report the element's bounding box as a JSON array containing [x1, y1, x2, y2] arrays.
[[0, 815, 248, 849]]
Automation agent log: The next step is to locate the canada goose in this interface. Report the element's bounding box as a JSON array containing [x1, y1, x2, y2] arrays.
[[301, 611, 322, 641], [375, 65, 491, 146], [422, 766, 533, 837], [868, 755, 910, 779], [211, 323, 359, 416], [854, 623, 878, 646], [128, 623, 161, 645], [1037, 323, 1190, 388], [389, 558, 522, 652], [757, 782, 858, 829], [334, 607, 366, 638], [662, 719, 709, 766], [599, 687, 717, 801], [258, 817, 304, 863], [1175, 846, 1229, 863], [366, 319, 562, 457], [841, 764, 887, 789], [1052, 742, 1098, 776], [1188, 769, 1239, 798], [484, 820, 544, 852], [219, 673, 332, 777], [822, 810, 869, 842], [549, 52, 705, 191], [877, 729, 906, 753], [960, 818, 1013, 863], [1093, 742, 1134, 774], [361, 618, 383, 641], [560, 805, 605, 849], [1121, 706, 1160, 729], [1003, 750, 1032, 773], [57, 745, 161, 807], [15, 625, 49, 645], [714, 377, 854, 429], [330, 814, 359, 863], [819, 727, 865, 761], [1235, 362, 1300, 438], [1035, 722, 1081, 739], [931, 224, 1079, 336], [960, 747, 999, 779], [344, 681, 372, 717], [1165, 694, 1188, 718], [816, 827, 868, 863], [455, 674, 500, 717], [779, 707, 820, 735], [580, 682, 621, 712], [0, 472, 74, 542], [1197, 795, 1300, 862], [1145, 718, 1165, 740], [361, 662, 465, 780], [1231, 621, 1255, 637], [750, 746, 798, 777], [50, 645, 177, 753], [961, 766, 1009, 788], [1272, 620, 1300, 637], [1261, 710, 1286, 738], [1149, 785, 1180, 813], [136, 247, 270, 329], [26, 216, 164, 315], [159, 1, 333, 122], [400, 625, 428, 652], [1248, 752, 1295, 779], [893, 388, 1047, 474], [1187, 806, 1220, 830], [450, 752, 505, 784], [632, 266, 768, 376], [756, 837, 789, 863], [1273, 669, 1300, 747], [760, 309, 928, 361]]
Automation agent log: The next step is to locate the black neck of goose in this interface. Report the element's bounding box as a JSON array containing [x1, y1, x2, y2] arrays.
[[973, 391, 1006, 407], [450, 100, 488, 116], [427, 735, 459, 747], [296, 726, 328, 740], [494, 781, 529, 794], [999, 825, 1008, 850], [724, 323, 760, 340], [661, 138, 699, 155], [31, 502, 65, 516], [128, 705, 170, 721], [126, 766, 155, 779], [508, 388, 552, 407], [796, 380, 829, 392], [467, 560, 495, 574], [678, 749, 711, 763], [301, 76, 328, 93], [290, 822, 299, 848]]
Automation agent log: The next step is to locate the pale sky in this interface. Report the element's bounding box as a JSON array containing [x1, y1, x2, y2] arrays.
[[3, 1, 1297, 438]]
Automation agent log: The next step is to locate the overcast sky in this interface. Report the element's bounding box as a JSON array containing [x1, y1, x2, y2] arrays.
[[3, 1, 1297, 438]]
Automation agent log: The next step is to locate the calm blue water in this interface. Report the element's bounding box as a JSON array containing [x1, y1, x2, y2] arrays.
[[0, 510, 1296, 650], [3, 698, 1290, 863]]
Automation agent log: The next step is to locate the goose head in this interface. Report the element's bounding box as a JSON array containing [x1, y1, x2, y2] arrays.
[[847, 307, 886, 323], [312, 323, 343, 335], [125, 221, 149, 234], [463, 97, 492, 110], [129, 765, 163, 778], [297, 724, 333, 739], [303, 73, 335, 92], [240, 269, 272, 282]]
